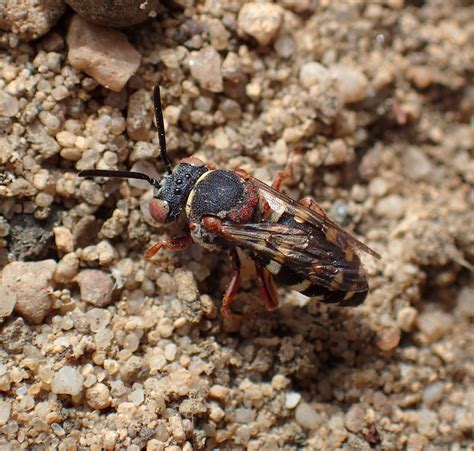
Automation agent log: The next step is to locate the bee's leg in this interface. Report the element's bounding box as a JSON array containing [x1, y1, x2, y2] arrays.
[[255, 261, 279, 310], [199, 216, 242, 319], [298, 196, 327, 217], [271, 144, 302, 192], [144, 235, 193, 260], [220, 248, 242, 320]]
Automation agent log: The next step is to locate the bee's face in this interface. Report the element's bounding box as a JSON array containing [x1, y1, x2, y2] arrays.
[[148, 159, 209, 224]]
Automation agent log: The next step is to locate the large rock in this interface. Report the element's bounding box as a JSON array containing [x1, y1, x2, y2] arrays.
[[1, 260, 56, 323], [66, 15, 141, 92]]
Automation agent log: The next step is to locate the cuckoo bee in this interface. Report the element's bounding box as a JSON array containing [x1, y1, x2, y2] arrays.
[[79, 85, 380, 318]]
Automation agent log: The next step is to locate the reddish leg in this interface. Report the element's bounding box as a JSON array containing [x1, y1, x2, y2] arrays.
[[144, 235, 193, 260], [271, 144, 302, 192], [220, 248, 242, 320], [200, 216, 242, 319], [299, 196, 327, 218], [255, 262, 279, 310]]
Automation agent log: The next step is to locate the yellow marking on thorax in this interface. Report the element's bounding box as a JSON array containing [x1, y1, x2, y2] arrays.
[[185, 170, 214, 217]]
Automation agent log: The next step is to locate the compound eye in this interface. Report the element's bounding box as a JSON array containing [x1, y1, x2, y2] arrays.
[[149, 198, 169, 223]]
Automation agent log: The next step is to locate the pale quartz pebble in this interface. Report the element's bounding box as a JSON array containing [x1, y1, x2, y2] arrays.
[[56, 130, 76, 147], [148, 353, 167, 373], [164, 343, 177, 361], [126, 89, 154, 141], [124, 333, 140, 352], [295, 402, 320, 429], [403, 147, 433, 181], [86, 308, 111, 333], [74, 269, 114, 307], [237, 2, 284, 46], [96, 240, 116, 265], [329, 64, 369, 104], [0, 400, 11, 425], [274, 34, 295, 59], [208, 384, 230, 403], [189, 47, 223, 93], [397, 306, 418, 332], [417, 310, 453, 343], [299, 62, 331, 89], [1, 260, 56, 324], [129, 160, 160, 190], [234, 408, 256, 423], [285, 392, 301, 409], [67, 15, 141, 92], [174, 269, 199, 302], [51, 366, 84, 396], [422, 382, 444, 407], [128, 387, 145, 405], [86, 383, 111, 409], [0, 91, 19, 117], [53, 226, 74, 254], [374, 195, 406, 219], [345, 404, 366, 432], [54, 252, 79, 284]]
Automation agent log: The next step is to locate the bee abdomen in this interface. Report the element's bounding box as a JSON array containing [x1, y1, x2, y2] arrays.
[[269, 263, 367, 307]]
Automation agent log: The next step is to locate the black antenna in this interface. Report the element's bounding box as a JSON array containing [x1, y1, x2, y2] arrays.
[[78, 169, 160, 188], [153, 85, 173, 174]]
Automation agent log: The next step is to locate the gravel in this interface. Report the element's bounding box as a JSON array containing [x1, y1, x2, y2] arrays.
[[0, 0, 473, 449]]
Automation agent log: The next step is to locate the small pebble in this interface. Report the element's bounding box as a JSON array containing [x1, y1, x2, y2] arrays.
[[295, 402, 320, 430], [299, 62, 331, 89], [54, 252, 79, 284], [285, 392, 301, 409], [0, 400, 11, 426], [53, 226, 74, 254], [417, 310, 453, 343], [403, 147, 433, 181], [0, 0, 64, 40], [376, 327, 401, 351], [74, 269, 114, 307], [397, 306, 418, 332], [67, 15, 141, 92], [374, 195, 406, 219], [1, 260, 56, 324], [344, 404, 366, 432], [127, 89, 154, 141], [234, 408, 256, 424], [208, 384, 230, 403], [51, 366, 84, 396], [329, 64, 369, 104], [0, 91, 19, 117], [85, 383, 111, 409], [422, 382, 444, 407], [237, 2, 284, 46], [0, 286, 16, 319], [189, 47, 223, 93]]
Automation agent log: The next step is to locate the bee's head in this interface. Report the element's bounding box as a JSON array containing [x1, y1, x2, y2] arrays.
[[78, 85, 209, 225], [149, 158, 208, 223]]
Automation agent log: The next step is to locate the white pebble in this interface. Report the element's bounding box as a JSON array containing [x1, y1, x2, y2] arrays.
[[51, 366, 84, 396], [189, 47, 223, 93], [285, 392, 301, 409], [295, 402, 320, 430], [299, 62, 331, 89]]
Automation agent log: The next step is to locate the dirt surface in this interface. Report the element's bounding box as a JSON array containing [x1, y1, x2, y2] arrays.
[[0, 1, 473, 449]]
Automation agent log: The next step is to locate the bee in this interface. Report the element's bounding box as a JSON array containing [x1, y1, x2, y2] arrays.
[[79, 85, 380, 318]]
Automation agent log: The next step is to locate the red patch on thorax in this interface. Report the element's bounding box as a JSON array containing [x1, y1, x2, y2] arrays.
[[227, 181, 259, 223]]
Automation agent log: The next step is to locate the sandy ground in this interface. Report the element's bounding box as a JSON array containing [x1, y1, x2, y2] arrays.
[[0, 0, 473, 449]]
